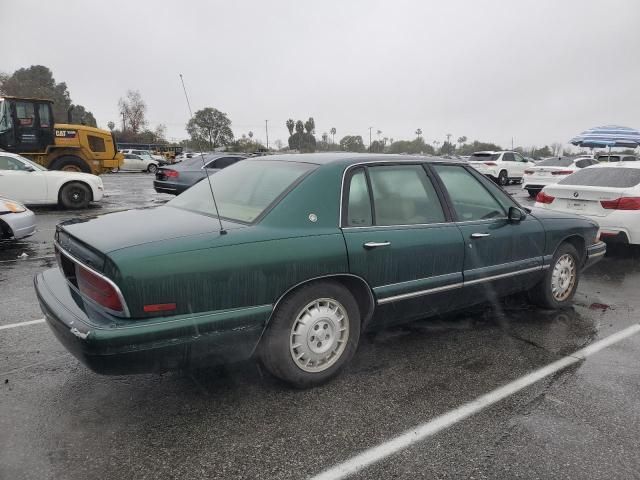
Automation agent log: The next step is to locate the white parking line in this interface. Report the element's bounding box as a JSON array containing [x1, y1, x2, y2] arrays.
[[310, 324, 640, 480], [0, 318, 46, 331]]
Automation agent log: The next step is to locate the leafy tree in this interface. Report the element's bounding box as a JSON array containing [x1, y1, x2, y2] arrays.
[[186, 107, 234, 149], [456, 140, 502, 156], [339, 135, 365, 152], [457, 136, 467, 149], [107, 121, 115, 131], [0, 65, 97, 127], [321, 132, 328, 143], [226, 136, 265, 153], [248, 131, 254, 140], [369, 140, 385, 153], [439, 141, 455, 155], [330, 127, 336, 143], [286, 119, 295, 136], [532, 145, 552, 158], [295, 120, 304, 134], [388, 138, 434, 155], [274, 139, 284, 150], [118, 90, 147, 134], [154, 124, 167, 142]]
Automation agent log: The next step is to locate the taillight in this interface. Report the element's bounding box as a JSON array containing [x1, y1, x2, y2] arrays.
[[600, 197, 640, 210], [524, 169, 534, 174], [536, 191, 555, 204], [483, 162, 497, 166], [75, 264, 123, 312], [163, 169, 179, 178], [551, 170, 574, 175]]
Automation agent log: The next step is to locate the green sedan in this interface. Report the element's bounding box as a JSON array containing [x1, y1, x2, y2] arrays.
[[35, 153, 606, 387]]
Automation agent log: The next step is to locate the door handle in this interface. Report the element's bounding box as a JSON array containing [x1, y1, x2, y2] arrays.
[[470, 233, 491, 239], [363, 241, 391, 249]]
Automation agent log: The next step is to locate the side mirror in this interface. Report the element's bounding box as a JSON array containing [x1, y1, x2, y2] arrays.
[[508, 206, 526, 223], [25, 166, 35, 172]]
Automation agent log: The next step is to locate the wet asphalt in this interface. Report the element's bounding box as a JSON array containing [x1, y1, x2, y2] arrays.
[[1, 174, 639, 480]]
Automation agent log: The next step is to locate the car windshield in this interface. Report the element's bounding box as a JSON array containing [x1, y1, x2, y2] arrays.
[[537, 157, 573, 167], [469, 153, 500, 161], [559, 167, 640, 188], [168, 160, 316, 223]]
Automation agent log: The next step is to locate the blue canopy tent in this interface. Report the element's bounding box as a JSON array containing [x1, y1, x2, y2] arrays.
[[570, 125, 640, 152]]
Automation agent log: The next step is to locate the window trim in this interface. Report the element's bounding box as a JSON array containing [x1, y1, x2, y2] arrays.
[[339, 160, 454, 228]]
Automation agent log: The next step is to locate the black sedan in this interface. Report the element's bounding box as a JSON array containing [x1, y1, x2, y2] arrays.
[[153, 153, 246, 195]]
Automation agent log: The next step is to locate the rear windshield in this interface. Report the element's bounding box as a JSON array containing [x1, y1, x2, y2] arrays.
[[537, 157, 573, 167], [470, 153, 500, 161], [558, 168, 640, 188], [168, 160, 316, 223]]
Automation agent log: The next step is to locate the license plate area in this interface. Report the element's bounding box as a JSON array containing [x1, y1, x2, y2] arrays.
[[567, 200, 587, 211]]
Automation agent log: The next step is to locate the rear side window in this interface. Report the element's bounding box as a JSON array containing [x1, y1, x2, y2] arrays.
[[88, 135, 106, 152], [538, 157, 573, 167], [433, 165, 506, 221], [368, 165, 445, 225], [623, 156, 638, 162], [346, 169, 372, 227], [208, 157, 241, 169], [38, 104, 51, 128], [558, 168, 640, 188], [599, 155, 621, 162]]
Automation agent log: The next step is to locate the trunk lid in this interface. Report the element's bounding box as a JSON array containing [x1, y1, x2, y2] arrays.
[[59, 205, 247, 254], [542, 184, 635, 217]]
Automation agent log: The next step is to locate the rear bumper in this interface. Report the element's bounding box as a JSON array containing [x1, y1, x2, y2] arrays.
[[1, 210, 36, 239], [153, 180, 183, 195], [35, 268, 270, 375], [584, 241, 606, 269]]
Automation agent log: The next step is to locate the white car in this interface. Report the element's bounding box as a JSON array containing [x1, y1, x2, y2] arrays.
[[534, 162, 640, 244], [468, 151, 535, 186], [522, 156, 599, 197], [0, 152, 103, 209], [118, 153, 160, 173], [0, 196, 36, 240]]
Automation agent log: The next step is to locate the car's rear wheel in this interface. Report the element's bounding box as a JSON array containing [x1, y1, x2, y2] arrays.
[[529, 243, 580, 309], [147, 164, 158, 174], [497, 170, 509, 186], [59, 182, 92, 209], [260, 281, 360, 388], [527, 188, 541, 198]]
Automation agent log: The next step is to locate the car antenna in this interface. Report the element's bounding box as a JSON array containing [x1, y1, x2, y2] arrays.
[[179, 73, 227, 235]]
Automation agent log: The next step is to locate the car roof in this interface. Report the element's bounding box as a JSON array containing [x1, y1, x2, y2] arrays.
[[250, 152, 464, 166], [0, 151, 26, 159], [588, 161, 640, 169]]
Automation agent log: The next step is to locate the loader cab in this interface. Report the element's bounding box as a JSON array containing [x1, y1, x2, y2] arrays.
[[0, 97, 54, 153]]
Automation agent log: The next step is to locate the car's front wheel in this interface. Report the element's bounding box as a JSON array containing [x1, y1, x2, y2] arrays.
[[260, 281, 361, 388], [529, 243, 580, 309], [59, 182, 92, 209]]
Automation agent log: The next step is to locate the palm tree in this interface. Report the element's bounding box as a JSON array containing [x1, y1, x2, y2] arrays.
[[415, 128, 422, 138], [286, 119, 295, 136], [446, 133, 452, 144], [376, 129, 382, 140], [330, 127, 336, 144], [322, 132, 328, 143], [248, 131, 254, 141], [457, 136, 467, 150]]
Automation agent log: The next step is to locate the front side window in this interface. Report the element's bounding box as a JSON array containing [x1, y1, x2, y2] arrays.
[[346, 168, 372, 226], [433, 165, 506, 221], [15, 102, 35, 126], [502, 152, 515, 162], [0, 100, 13, 133], [0, 155, 29, 171], [169, 160, 316, 223], [368, 165, 445, 225]]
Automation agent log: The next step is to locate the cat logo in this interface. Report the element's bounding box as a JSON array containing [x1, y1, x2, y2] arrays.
[[55, 129, 77, 139]]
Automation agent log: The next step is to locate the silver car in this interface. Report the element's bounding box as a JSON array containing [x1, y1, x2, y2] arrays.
[[0, 197, 36, 240]]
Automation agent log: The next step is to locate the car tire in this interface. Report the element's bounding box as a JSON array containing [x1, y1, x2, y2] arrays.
[[527, 189, 540, 198], [260, 281, 361, 388], [497, 170, 509, 186], [49, 155, 91, 173], [147, 163, 158, 174], [529, 243, 581, 309], [59, 182, 92, 209]]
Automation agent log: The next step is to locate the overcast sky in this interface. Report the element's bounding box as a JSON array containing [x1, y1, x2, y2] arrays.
[[2, 0, 639, 149]]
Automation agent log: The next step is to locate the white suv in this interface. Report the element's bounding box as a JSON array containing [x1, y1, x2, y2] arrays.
[[468, 151, 535, 186]]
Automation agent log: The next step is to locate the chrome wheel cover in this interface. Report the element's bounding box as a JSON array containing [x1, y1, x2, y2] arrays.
[[290, 298, 349, 373], [551, 253, 576, 301]]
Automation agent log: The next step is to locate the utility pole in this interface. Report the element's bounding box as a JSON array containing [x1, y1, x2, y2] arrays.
[[122, 111, 126, 131], [265, 120, 269, 150], [369, 127, 373, 149], [511, 137, 514, 150]]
